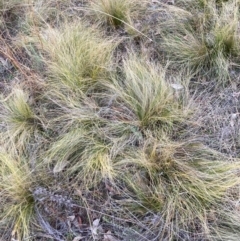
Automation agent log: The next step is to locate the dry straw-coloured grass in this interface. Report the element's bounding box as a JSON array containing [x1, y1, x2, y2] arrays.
[[0, 151, 35, 240], [105, 53, 189, 131], [90, 0, 141, 27], [47, 128, 116, 186], [39, 21, 116, 91], [1, 0, 240, 240], [161, 0, 240, 83], [0, 87, 39, 153], [116, 138, 240, 239]]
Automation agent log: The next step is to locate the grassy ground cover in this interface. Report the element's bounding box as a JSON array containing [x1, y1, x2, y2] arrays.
[[1, 0, 240, 240]]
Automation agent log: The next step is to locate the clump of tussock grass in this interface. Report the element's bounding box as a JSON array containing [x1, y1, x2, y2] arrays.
[[0, 87, 39, 152], [0, 151, 36, 240], [106, 54, 189, 132], [117, 138, 240, 239], [47, 128, 115, 187], [161, 0, 240, 84], [90, 0, 141, 28], [39, 21, 116, 91], [43, 89, 102, 134]]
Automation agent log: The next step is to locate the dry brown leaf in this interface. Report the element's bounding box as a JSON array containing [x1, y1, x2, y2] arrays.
[[67, 215, 75, 222], [72, 236, 84, 241], [104, 230, 119, 241], [170, 83, 183, 90], [91, 218, 101, 237], [53, 160, 69, 173], [93, 218, 100, 227]]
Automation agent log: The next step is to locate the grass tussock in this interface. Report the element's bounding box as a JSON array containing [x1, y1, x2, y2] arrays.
[[119, 139, 240, 239], [107, 54, 189, 131], [47, 128, 116, 187], [0, 151, 35, 240], [162, 0, 240, 83], [0, 87, 38, 152], [90, 0, 140, 27], [39, 21, 116, 91], [44, 89, 101, 132]]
